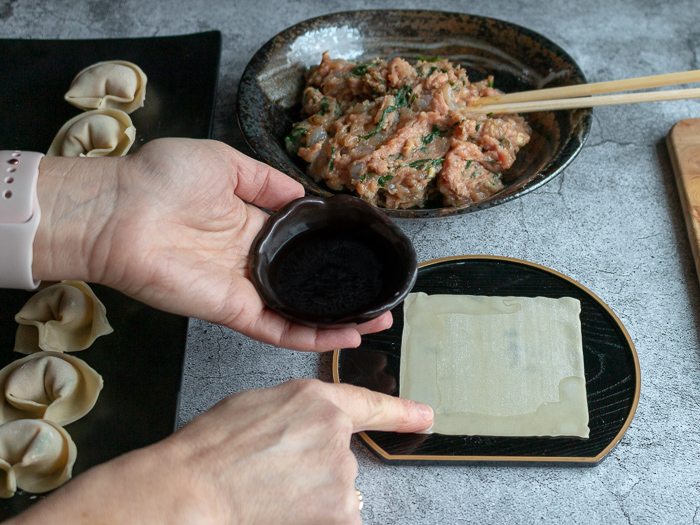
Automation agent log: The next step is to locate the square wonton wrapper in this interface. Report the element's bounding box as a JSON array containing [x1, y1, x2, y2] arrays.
[[399, 293, 589, 438]]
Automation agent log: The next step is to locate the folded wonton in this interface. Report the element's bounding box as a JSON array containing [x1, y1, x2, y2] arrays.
[[0, 419, 76, 498], [0, 352, 103, 426], [14, 280, 114, 354], [46, 108, 136, 157], [64, 60, 147, 114]]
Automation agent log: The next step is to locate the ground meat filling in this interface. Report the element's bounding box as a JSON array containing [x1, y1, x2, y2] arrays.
[[285, 52, 532, 209]]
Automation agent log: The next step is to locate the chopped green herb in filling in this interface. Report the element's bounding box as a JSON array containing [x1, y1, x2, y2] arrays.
[[378, 174, 394, 186], [488, 173, 502, 187], [349, 62, 379, 77], [284, 127, 308, 148], [360, 170, 376, 183], [422, 124, 448, 144], [319, 97, 330, 115], [417, 66, 438, 78], [394, 84, 413, 107], [407, 158, 445, 170], [359, 85, 413, 140], [359, 105, 396, 139]]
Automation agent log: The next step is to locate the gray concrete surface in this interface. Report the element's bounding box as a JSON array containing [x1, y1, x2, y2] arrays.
[[4, 0, 700, 523]]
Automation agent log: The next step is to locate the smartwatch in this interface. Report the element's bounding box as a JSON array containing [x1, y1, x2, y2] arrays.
[[0, 151, 43, 290]]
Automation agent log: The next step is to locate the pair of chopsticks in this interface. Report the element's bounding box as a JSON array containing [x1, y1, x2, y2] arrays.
[[469, 70, 700, 114]]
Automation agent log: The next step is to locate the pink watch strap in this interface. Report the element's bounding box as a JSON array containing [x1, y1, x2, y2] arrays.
[[0, 151, 43, 290]]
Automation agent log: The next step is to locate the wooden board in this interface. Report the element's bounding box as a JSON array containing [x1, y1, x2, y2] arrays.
[[667, 118, 700, 281]]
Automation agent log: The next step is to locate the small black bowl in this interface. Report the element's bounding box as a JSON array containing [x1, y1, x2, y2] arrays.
[[249, 195, 418, 326]]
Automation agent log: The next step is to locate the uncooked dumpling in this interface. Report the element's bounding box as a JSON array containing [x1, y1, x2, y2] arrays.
[[0, 419, 76, 498], [0, 352, 103, 426], [64, 60, 147, 114], [46, 108, 136, 157], [15, 280, 114, 354]]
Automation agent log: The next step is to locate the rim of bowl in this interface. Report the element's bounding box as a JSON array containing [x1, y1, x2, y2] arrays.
[[249, 195, 418, 326]]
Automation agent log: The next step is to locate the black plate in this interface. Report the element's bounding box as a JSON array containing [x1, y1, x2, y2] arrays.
[[0, 31, 221, 152], [0, 31, 221, 517], [237, 10, 592, 219], [333, 256, 640, 466]]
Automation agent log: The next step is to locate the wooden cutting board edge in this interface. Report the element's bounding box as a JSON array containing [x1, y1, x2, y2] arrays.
[[667, 118, 700, 282]]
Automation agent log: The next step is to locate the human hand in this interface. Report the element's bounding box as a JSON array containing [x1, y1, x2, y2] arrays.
[[33, 138, 392, 351], [10, 379, 433, 525]]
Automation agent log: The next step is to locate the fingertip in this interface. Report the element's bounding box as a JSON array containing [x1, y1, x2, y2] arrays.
[[272, 172, 306, 203], [388, 399, 434, 434], [233, 150, 305, 210], [415, 401, 434, 423], [374, 311, 393, 331], [336, 385, 436, 434], [356, 311, 393, 335], [262, 158, 305, 195]]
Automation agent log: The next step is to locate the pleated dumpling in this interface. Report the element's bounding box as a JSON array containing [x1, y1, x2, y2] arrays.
[[64, 60, 147, 114], [47, 108, 135, 158], [14, 281, 114, 354], [0, 352, 103, 426], [0, 419, 76, 498]]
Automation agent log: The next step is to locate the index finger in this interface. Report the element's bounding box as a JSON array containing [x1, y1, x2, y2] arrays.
[[326, 383, 434, 434]]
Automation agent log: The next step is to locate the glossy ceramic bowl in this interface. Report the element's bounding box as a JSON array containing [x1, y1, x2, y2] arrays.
[[249, 195, 418, 326], [237, 10, 592, 219]]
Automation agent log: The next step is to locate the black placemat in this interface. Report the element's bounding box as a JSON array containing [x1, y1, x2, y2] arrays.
[[0, 30, 221, 517]]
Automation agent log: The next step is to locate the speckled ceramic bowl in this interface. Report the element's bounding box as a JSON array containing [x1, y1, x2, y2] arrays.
[[249, 195, 417, 326], [237, 10, 591, 219]]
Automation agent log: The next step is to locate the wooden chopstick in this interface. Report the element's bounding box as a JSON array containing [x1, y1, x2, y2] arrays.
[[474, 70, 700, 106], [469, 87, 700, 114]]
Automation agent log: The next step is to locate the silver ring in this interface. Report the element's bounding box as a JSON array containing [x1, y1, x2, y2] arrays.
[[355, 488, 364, 511]]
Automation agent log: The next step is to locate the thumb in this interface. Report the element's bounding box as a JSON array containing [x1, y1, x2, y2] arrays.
[[327, 383, 434, 433], [228, 147, 305, 210]]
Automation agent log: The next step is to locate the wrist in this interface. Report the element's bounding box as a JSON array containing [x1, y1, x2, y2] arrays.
[[8, 443, 222, 525], [33, 156, 118, 284]]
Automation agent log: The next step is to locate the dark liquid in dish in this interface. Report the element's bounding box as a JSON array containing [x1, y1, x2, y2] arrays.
[[269, 226, 397, 319]]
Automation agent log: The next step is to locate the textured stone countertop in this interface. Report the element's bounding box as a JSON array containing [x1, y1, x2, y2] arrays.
[[3, 0, 700, 523]]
